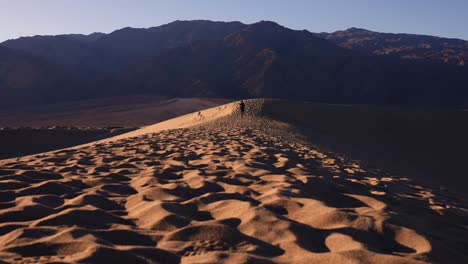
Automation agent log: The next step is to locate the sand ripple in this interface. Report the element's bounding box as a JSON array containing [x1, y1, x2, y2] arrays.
[[0, 118, 466, 263]]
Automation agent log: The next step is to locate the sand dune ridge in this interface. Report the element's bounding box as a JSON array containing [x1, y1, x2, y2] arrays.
[[0, 99, 466, 263]]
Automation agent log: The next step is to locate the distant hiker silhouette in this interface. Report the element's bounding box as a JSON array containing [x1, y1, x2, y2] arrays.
[[239, 101, 245, 117]]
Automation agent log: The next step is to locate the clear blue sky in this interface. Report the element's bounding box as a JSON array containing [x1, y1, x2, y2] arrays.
[[1, 0, 467, 41]]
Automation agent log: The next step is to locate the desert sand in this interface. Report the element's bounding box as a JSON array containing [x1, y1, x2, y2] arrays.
[[0, 96, 229, 159], [0, 96, 231, 128], [0, 99, 466, 263]]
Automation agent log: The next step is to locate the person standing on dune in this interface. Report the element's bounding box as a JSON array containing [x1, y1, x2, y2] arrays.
[[239, 100, 245, 117]]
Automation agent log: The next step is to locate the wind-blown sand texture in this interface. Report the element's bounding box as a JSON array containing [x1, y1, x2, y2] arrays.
[[0, 100, 466, 263]]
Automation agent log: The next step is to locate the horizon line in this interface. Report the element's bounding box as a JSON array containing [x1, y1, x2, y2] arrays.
[[1, 19, 467, 42]]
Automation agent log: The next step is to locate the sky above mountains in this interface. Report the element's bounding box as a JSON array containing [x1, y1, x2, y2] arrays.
[[1, 0, 467, 42]]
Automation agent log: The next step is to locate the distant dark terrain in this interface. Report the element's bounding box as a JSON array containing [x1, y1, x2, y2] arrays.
[[1, 20, 467, 109], [0, 127, 131, 160], [261, 101, 468, 193]]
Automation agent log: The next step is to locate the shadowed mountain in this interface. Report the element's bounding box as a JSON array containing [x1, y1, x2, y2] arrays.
[[94, 20, 244, 58], [2, 20, 243, 73], [109, 21, 468, 106], [1, 20, 468, 109], [2, 33, 117, 75], [0, 46, 83, 108], [318, 27, 468, 66], [66, 32, 106, 43]]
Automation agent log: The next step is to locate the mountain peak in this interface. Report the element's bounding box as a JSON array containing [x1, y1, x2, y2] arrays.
[[250, 20, 283, 29], [66, 32, 105, 43], [346, 27, 373, 33], [256, 20, 280, 25]]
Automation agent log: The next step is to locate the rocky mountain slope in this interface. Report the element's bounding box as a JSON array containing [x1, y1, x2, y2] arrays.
[[318, 27, 468, 66], [1, 20, 467, 108]]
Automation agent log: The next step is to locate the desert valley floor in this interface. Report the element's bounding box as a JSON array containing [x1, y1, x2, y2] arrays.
[[0, 100, 466, 263]]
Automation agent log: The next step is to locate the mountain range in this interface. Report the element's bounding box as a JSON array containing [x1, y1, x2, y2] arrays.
[[1, 20, 467, 109], [319, 27, 467, 66]]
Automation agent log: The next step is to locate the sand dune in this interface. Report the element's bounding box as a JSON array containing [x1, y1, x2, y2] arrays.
[[0, 99, 466, 263], [0, 96, 231, 128], [0, 96, 229, 160]]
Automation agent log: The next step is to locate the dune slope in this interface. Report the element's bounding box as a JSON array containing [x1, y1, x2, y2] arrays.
[[0, 96, 231, 128], [0, 96, 230, 159], [0, 99, 466, 263]]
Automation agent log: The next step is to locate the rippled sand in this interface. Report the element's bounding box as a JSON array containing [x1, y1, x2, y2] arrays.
[[0, 100, 466, 263]]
